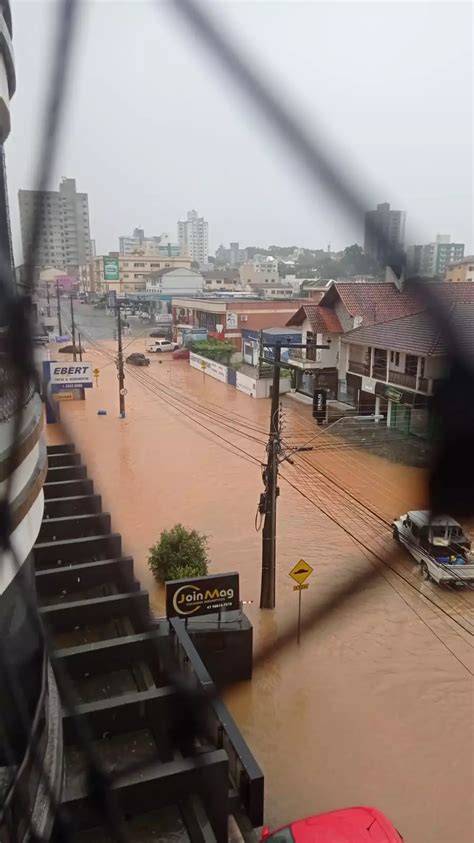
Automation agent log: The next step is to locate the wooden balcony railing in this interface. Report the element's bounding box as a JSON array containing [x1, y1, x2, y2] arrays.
[[388, 370, 416, 389], [348, 360, 370, 376]]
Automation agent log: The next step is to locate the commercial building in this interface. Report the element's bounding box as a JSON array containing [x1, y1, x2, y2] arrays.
[[407, 235, 465, 278], [145, 267, 204, 296], [445, 255, 474, 283], [119, 227, 160, 255], [177, 209, 209, 265], [364, 202, 406, 266], [19, 177, 91, 272], [172, 296, 303, 350], [202, 269, 242, 291], [81, 253, 192, 296], [240, 254, 279, 287]]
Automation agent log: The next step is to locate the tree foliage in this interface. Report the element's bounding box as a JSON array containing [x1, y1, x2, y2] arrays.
[[148, 524, 209, 583]]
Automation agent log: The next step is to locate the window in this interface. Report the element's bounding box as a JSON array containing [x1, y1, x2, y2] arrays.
[[133, 262, 145, 268], [405, 354, 418, 377], [419, 357, 425, 378], [390, 351, 400, 366]]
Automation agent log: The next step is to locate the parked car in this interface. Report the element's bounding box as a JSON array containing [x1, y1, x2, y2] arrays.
[[172, 348, 189, 360], [261, 807, 403, 842], [126, 352, 150, 367], [393, 510, 474, 584], [146, 339, 178, 353]]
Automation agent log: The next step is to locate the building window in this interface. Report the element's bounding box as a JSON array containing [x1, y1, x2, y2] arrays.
[[389, 351, 400, 366], [405, 354, 418, 377], [133, 262, 145, 267]]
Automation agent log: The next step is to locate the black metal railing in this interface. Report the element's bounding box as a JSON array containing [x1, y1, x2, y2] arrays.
[[348, 360, 370, 376], [388, 370, 417, 389], [170, 617, 264, 826]]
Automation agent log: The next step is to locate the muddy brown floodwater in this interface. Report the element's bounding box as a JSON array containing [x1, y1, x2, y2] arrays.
[[47, 339, 474, 843]]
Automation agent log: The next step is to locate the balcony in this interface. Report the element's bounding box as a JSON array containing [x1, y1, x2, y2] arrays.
[[418, 377, 429, 393], [388, 370, 416, 389], [348, 360, 370, 376], [287, 348, 321, 370]]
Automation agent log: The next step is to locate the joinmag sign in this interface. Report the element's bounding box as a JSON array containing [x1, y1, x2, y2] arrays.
[[166, 572, 240, 619]]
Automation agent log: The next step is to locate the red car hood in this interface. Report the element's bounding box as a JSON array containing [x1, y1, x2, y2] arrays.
[[290, 807, 401, 843]]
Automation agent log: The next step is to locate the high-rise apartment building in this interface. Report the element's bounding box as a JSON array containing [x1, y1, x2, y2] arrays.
[[178, 209, 209, 266], [407, 235, 464, 278], [364, 202, 406, 266], [18, 177, 91, 271]]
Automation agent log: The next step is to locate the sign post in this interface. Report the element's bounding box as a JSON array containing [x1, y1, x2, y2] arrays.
[[93, 367, 100, 387], [289, 559, 314, 645]]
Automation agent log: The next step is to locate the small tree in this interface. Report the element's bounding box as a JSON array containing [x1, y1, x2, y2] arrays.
[[148, 523, 209, 583]]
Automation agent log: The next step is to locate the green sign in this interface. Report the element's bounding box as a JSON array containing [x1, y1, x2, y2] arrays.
[[385, 385, 403, 403], [103, 257, 120, 281]]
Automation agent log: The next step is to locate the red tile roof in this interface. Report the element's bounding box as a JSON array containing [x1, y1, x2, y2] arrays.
[[319, 281, 474, 326], [286, 304, 342, 334], [342, 303, 474, 359]]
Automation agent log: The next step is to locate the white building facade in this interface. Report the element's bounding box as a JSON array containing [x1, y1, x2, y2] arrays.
[[177, 209, 209, 266]]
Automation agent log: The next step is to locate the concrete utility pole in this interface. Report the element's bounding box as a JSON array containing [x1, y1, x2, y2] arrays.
[[259, 337, 330, 610], [46, 282, 51, 318], [70, 294, 77, 361], [78, 331, 83, 362], [56, 279, 62, 336], [116, 303, 126, 418]]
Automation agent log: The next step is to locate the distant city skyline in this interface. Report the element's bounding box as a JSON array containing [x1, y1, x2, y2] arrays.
[[7, 1, 472, 262]]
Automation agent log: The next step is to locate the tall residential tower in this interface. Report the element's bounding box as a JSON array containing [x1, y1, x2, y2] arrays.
[[178, 209, 209, 266], [19, 177, 91, 272], [364, 202, 406, 267]]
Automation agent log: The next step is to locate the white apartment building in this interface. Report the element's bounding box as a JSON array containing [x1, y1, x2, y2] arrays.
[[119, 227, 161, 255], [177, 209, 209, 266], [240, 254, 279, 286], [19, 177, 91, 270], [81, 253, 192, 295]]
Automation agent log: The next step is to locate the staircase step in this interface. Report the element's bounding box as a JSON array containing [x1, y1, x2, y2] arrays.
[[61, 750, 228, 835], [55, 628, 163, 677], [47, 452, 82, 468], [38, 512, 112, 542], [46, 465, 87, 483], [44, 479, 94, 500], [40, 590, 149, 632], [34, 534, 122, 567], [35, 557, 135, 598], [62, 685, 176, 744], [47, 443, 75, 455], [44, 495, 102, 519]]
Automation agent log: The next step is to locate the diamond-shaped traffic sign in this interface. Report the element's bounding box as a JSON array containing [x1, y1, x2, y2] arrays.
[[289, 558, 313, 586]]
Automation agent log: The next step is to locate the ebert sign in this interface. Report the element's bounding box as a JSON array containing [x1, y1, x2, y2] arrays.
[[166, 572, 240, 619], [50, 363, 93, 389]]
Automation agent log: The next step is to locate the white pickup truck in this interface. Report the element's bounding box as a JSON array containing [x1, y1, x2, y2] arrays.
[[392, 510, 474, 585], [146, 339, 178, 353]]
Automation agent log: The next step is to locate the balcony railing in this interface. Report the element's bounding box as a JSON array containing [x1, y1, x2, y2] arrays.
[[372, 364, 387, 380], [418, 377, 429, 393], [388, 370, 417, 389], [347, 360, 370, 376]]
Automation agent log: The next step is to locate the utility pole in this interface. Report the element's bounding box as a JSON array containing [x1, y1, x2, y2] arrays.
[[70, 294, 77, 361], [46, 283, 51, 318], [56, 279, 63, 336], [117, 303, 126, 418], [78, 331, 83, 362], [259, 337, 330, 610], [260, 341, 281, 609]]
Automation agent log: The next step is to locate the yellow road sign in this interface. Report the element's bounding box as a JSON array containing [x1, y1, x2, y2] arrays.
[[293, 584, 309, 591], [93, 367, 100, 375], [289, 558, 313, 585]]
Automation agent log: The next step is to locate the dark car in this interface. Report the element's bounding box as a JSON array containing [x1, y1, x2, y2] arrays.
[[126, 352, 150, 367]]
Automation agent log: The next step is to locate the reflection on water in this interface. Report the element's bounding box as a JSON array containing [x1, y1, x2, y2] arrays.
[[48, 344, 474, 843]]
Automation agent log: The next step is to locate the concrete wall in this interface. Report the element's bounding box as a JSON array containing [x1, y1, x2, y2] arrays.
[[190, 352, 228, 383]]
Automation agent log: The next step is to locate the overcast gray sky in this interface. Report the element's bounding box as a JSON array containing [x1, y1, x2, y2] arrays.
[[7, 0, 473, 260]]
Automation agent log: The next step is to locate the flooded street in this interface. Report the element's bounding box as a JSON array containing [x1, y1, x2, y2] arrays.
[[46, 314, 474, 842]]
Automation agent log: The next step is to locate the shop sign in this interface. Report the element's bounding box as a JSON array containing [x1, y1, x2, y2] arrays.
[[226, 311, 238, 329], [385, 385, 403, 403], [361, 376, 376, 394], [166, 572, 240, 618], [50, 363, 93, 389]]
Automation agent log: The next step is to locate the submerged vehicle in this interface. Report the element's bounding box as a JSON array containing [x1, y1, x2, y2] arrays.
[[393, 510, 474, 584], [261, 806, 403, 842], [126, 352, 150, 367]]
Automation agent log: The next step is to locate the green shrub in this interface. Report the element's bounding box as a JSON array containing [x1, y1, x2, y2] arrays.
[[191, 339, 234, 364], [148, 523, 209, 583]]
